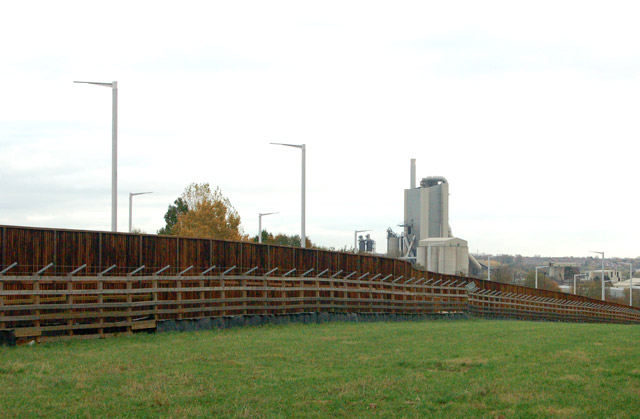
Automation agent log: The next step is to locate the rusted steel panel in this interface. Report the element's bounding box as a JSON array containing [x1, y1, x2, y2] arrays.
[[225, 241, 241, 268], [378, 258, 394, 277], [316, 250, 340, 273], [296, 248, 316, 273], [178, 238, 211, 274], [344, 253, 359, 274], [239, 242, 266, 272], [210, 240, 223, 267], [2, 223, 640, 344], [101, 233, 142, 275], [392, 259, 411, 279], [141, 235, 178, 272], [359, 255, 376, 276], [210, 240, 240, 268], [5, 227, 56, 275], [1, 225, 5, 267], [268, 246, 295, 272], [55, 230, 101, 275]]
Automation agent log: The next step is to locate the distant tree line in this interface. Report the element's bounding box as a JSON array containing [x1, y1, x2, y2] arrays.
[[157, 182, 327, 249]]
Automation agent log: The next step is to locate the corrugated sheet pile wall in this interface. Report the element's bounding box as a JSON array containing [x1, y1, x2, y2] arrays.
[[1, 225, 638, 343]]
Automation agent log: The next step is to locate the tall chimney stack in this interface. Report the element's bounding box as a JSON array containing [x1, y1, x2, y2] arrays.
[[410, 158, 416, 189]]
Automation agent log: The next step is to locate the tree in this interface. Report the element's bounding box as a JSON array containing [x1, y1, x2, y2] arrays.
[[564, 266, 580, 284], [514, 254, 524, 266], [250, 230, 315, 248], [165, 183, 246, 241], [577, 280, 604, 300], [523, 270, 560, 292], [158, 197, 188, 235], [494, 265, 515, 284], [496, 254, 514, 265], [622, 288, 640, 308]]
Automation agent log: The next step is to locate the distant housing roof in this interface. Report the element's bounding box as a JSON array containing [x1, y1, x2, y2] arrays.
[[610, 279, 640, 289]]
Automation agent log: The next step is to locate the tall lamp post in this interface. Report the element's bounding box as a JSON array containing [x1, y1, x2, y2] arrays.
[[270, 142, 306, 248], [354, 229, 371, 253], [129, 192, 152, 233], [590, 251, 605, 301], [258, 212, 278, 244], [573, 274, 586, 295], [488, 255, 492, 281], [619, 262, 633, 306], [535, 265, 549, 289], [74, 80, 118, 232]]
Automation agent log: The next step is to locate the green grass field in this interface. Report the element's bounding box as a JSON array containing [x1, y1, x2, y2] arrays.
[[1, 319, 640, 418]]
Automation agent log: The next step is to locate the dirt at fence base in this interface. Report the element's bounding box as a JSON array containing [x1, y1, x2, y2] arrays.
[[156, 311, 470, 333]]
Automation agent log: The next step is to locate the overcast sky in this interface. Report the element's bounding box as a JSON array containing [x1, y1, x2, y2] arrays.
[[2, 1, 640, 257]]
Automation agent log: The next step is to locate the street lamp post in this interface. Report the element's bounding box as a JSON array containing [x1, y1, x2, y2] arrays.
[[258, 212, 278, 244], [270, 143, 306, 247], [74, 81, 118, 232], [488, 255, 492, 281], [573, 274, 580, 295], [129, 192, 152, 233], [590, 251, 605, 301], [619, 262, 633, 306], [354, 230, 371, 253], [535, 265, 549, 289]]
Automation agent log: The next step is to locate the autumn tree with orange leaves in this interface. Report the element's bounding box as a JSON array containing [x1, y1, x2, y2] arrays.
[[168, 183, 247, 241]]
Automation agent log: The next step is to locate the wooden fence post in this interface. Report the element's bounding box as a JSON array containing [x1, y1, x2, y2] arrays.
[[67, 279, 73, 337], [242, 277, 248, 315], [98, 278, 104, 337], [34, 278, 40, 331], [199, 277, 204, 319], [0, 278, 4, 330], [152, 277, 158, 323], [126, 279, 132, 334], [177, 277, 182, 320], [220, 276, 225, 317]]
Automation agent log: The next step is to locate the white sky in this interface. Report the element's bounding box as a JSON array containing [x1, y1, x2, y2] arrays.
[[1, 1, 640, 257]]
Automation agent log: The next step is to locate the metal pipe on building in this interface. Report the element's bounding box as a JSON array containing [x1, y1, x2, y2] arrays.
[[410, 158, 416, 189]]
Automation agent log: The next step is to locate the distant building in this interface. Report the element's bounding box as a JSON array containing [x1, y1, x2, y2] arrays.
[[608, 287, 625, 298], [418, 237, 469, 276], [358, 234, 376, 253], [386, 159, 472, 276], [558, 285, 572, 294], [587, 270, 622, 283], [609, 278, 640, 289], [548, 263, 579, 283]]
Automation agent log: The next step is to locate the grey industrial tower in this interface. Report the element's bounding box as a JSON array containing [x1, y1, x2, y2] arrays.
[[388, 159, 477, 276]]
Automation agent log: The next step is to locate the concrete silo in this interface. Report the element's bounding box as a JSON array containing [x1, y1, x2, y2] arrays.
[[388, 159, 471, 276]]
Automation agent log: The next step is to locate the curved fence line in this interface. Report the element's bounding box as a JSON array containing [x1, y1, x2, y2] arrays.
[[1, 225, 639, 343]]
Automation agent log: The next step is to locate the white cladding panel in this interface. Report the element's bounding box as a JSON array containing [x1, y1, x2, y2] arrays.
[[416, 237, 469, 276]]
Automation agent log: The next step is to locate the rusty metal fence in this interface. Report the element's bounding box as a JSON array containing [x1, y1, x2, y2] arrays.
[[1, 225, 639, 343]]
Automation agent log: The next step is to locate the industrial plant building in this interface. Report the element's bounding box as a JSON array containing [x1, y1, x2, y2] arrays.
[[387, 159, 481, 276]]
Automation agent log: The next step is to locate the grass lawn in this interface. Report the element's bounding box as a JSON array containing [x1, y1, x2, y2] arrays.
[[1, 318, 640, 418]]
